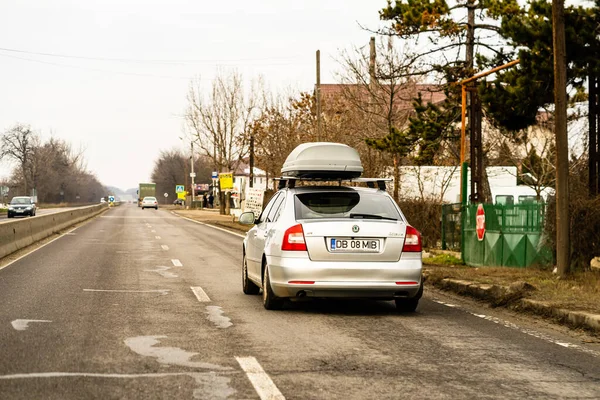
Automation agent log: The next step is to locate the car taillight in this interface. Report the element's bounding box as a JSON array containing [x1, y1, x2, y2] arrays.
[[402, 226, 422, 252], [281, 224, 307, 251]]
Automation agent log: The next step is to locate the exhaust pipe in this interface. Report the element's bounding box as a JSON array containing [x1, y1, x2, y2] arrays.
[[296, 290, 307, 298]]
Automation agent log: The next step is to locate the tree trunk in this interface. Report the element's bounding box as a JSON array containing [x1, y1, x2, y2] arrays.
[[225, 192, 231, 215], [393, 155, 399, 202], [552, 0, 570, 277]]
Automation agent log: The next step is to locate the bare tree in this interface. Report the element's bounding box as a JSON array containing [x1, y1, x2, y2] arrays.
[[185, 70, 260, 213], [0, 124, 39, 195], [337, 37, 418, 201], [151, 148, 212, 204]]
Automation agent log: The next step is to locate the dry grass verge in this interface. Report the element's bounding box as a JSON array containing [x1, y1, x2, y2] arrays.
[[424, 263, 600, 314]]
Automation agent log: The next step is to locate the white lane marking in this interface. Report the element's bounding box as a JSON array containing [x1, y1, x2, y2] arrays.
[[434, 300, 457, 308], [173, 214, 246, 239], [432, 300, 600, 358], [161, 245, 169, 251], [206, 306, 232, 328], [11, 319, 52, 331], [124, 336, 231, 370], [83, 289, 170, 295], [0, 227, 79, 272], [191, 287, 211, 302], [171, 259, 183, 267], [155, 236, 161, 240], [151, 230, 156, 233], [145, 266, 178, 278], [235, 357, 285, 400]]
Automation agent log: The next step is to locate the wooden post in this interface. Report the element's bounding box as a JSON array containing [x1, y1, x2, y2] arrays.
[[552, 0, 570, 277], [316, 50, 322, 141]]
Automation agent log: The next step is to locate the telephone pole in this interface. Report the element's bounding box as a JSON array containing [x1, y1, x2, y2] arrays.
[[316, 50, 322, 141], [249, 134, 255, 189], [552, 0, 570, 277], [190, 142, 195, 204]]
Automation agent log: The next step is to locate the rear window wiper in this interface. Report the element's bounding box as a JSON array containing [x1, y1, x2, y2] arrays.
[[349, 213, 398, 221]]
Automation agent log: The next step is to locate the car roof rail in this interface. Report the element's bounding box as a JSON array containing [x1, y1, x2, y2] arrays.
[[275, 176, 392, 191]]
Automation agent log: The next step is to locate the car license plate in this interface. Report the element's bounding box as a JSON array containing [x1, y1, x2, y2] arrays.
[[329, 238, 381, 253], [16, 210, 23, 213]]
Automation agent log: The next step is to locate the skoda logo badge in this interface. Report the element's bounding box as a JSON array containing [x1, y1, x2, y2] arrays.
[[352, 225, 360, 233]]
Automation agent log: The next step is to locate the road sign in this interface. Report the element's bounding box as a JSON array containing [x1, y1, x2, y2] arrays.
[[211, 171, 218, 179], [476, 204, 486, 241], [219, 173, 233, 190], [0, 186, 9, 196], [164, 193, 168, 197], [176, 185, 185, 193], [177, 191, 187, 200], [108, 196, 115, 203], [190, 172, 196, 178]]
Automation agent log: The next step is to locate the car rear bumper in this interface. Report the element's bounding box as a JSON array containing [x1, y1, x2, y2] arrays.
[[267, 254, 422, 299]]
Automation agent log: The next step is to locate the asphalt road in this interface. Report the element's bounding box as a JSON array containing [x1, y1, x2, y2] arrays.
[[0, 203, 599, 399], [0, 207, 80, 223]]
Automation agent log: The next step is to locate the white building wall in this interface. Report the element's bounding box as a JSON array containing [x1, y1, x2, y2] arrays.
[[393, 166, 552, 204]]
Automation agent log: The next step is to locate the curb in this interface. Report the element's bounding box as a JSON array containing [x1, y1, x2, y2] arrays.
[[426, 276, 600, 334]]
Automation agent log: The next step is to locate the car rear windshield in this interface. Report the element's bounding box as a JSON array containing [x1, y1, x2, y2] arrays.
[[145, 197, 156, 201], [10, 197, 30, 205], [294, 191, 401, 221]]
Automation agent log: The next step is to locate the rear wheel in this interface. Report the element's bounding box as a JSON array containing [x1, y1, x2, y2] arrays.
[[242, 254, 260, 295], [395, 282, 423, 313], [395, 297, 419, 312], [262, 263, 284, 310]]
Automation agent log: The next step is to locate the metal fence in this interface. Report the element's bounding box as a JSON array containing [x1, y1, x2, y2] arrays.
[[441, 203, 462, 251], [442, 203, 553, 268]]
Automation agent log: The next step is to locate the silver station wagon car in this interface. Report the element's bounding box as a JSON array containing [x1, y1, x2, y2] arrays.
[[240, 143, 423, 311]]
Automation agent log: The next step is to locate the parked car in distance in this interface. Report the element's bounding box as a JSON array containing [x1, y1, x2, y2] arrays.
[[173, 199, 184, 206], [141, 196, 158, 210], [7, 196, 37, 218]]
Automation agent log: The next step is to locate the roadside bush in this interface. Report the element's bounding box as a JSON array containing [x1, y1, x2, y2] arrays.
[[544, 160, 600, 271], [397, 198, 442, 249]]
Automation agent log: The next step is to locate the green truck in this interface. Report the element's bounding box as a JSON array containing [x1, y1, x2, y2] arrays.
[[137, 183, 156, 207]]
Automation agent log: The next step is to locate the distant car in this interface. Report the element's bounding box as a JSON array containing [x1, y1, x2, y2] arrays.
[[7, 196, 37, 218], [141, 196, 158, 210], [173, 199, 184, 206]]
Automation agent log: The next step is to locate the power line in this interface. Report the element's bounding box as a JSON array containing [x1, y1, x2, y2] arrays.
[[0, 53, 190, 80], [0, 46, 304, 65]]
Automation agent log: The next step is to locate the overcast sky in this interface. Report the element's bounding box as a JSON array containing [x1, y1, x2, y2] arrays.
[[0, 0, 386, 191]]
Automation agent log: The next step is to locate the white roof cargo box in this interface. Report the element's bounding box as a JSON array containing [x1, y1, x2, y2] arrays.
[[281, 142, 364, 179]]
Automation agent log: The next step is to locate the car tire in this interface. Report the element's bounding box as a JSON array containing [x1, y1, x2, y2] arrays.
[[7, 214, 12, 218], [262, 263, 284, 310], [395, 282, 423, 313], [242, 254, 260, 295], [142, 207, 145, 210], [155, 207, 158, 210], [395, 297, 419, 312]]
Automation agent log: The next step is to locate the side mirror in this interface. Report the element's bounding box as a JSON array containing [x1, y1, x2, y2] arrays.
[[239, 212, 257, 225]]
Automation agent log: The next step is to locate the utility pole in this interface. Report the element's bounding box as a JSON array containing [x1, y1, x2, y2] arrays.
[[552, 0, 570, 277], [249, 134, 255, 189], [316, 50, 322, 141], [190, 142, 195, 204]]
